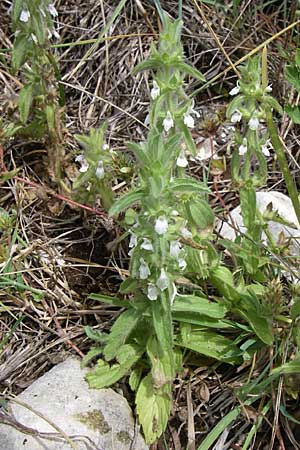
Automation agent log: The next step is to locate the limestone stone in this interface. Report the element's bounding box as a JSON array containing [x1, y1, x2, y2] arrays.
[[0, 357, 148, 450]]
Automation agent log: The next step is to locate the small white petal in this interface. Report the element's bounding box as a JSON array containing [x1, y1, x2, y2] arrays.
[[141, 238, 153, 251], [39, 7, 47, 17], [147, 283, 159, 301], [31, 33, 38, 44], [176, 150, 188, 168], [156, 268, 169, 291], [75, 154, 85, 163], [265, 84, 272, 92], [229, 85, 240, 96], [238, 139, 247, 156], [169, 282, 177, 305], [144, 113, 150, 126], [52, 29, 60, 39], [178, 258, 187, 271], [129, 232, 137, 249], [170, 240, 181, 258], [154, 216, 168, 235], [20, 9, 30, 22], [79, 161, 89, 173], [261, 145, 270, 157], [231, 110, 242, 123], [48, 3, 58, 17], [180, 227, 192, 239], [163, 111, 174, 133], [95, 161, 105, 179], [150, 80, 160, 100], [171, 210, 179, 216], [48, 29, 53, 39], [249, 116, 259, 130], [139, 258, 151, 280], [102, 143, 109, 150], [183, 113, 194, 129]]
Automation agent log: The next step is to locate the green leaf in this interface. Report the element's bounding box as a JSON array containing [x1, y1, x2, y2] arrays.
[[285, 104, 300, 124], [136, 373, 171, 444], [178, 325, 241, 364], [172, 295, 226, 318], [119, 277, 139, 294], [173, 312, 236, 329], [103, 308, 141, 361], [209, 266, 240, 303], [188, 199, 214, 230], [88, 293, 127, 308], [285, 65, 300, 91], [127, 142, 150, 166], [175, 62, 205, 81], [147, 335, 173, 388], [86, 344, 143, 389], [236, 295, 273, 345], [12, 34, 31, 72], [240, 187, 256, 230], [271, 357, 300, 376], [263, 96, 283, 115], [129, 366, 143, 391], [84, 325, 108, 343], [81, 347, 103, 367], [226, 95, 246, 119], [151, 292, 174, 378], [109, 189, 144, 216], [170, 177, 210, 194]]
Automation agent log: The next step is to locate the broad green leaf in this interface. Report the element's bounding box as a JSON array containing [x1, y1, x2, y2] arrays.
[[84, 325, 108, 343], [170, 178, 209, 194], [240, 187, 256, 230], [151, 292, 175, 378], [88, 293, 127, 308], [262, 95, 283, 115], [172, 295, 226, 318], [86, 343, 143, 388], [119, 277, 139, 294], [109, 189, 143, 216], [173, 312, 235, 329], [226, 95, 246, 119], [129, 366, 143, 391], [285, 65, 300, 91], [132, 58, 160, 74], [271, 357, 300, 376], [12, 34, 30, 72], [209, 266, 240, 303], [175, 62, 205, 81], [285, 104, 300, 124], [147, 335, 173, 388], [127, 141, 150, 166], [178, 324, 241, 364], [103, 308, 140, 361], [189, 199, 215, 230], [136, 373, 171, 444], [81, 347, 103, 367]]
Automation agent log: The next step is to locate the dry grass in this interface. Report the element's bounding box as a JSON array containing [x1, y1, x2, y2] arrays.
[[1, 1, 300, 449]]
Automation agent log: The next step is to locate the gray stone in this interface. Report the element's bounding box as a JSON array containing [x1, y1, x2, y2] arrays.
[[218, 190, 300, 260], [0, 357, 148, 450]]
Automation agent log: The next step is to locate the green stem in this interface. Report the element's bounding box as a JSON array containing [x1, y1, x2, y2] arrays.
[[266, 109, 300, 225]]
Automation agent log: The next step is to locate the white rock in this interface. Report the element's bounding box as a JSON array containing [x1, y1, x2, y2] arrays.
[[0, 357, 148, 450], [219, 191, 300, 257]]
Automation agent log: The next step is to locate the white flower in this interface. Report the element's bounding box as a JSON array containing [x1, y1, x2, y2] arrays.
[[129, 232, 137, 249], [95, 161, 105, 179], [139, 258, 151, 280], [170, 240, 181, 258], [52, 29, 60, 39], [144, 113, 150, 126], [75, 155, 89, 173], [265, 84, 272, 92], [20, 9, 30, 22], [150, 80, 160, 100], [231, 110, 242, 123], [141, 238, 153, 251], [180, 227, 192, 239], [75, 154, 85, 163], [48, 3, 58, 17], [183, 113, 195, 129], [156, 268, 169, 291], [176, 150, 188, 167], [154, 216, 168, 235], [169, 282, 177, 305], [147, 283, 159, 301], [163, 111, 174, 133], [31, 33, 38, 44], [249, 115, 259, 130], [171, 210, 179, 216], [261, 139, 272, 157], [238, 138, 247, 156], [102, 143, 109, 150], [178, 258, 187, 271], [229, 81, 240, 96]]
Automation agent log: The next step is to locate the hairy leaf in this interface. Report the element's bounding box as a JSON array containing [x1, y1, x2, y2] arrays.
[[172, 295, 226, 318], [109, 190, 143, 216]]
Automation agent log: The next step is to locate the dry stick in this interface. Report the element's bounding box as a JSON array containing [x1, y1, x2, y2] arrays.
[[194, 1, 240, 78], [191, 14, 300, 96]]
